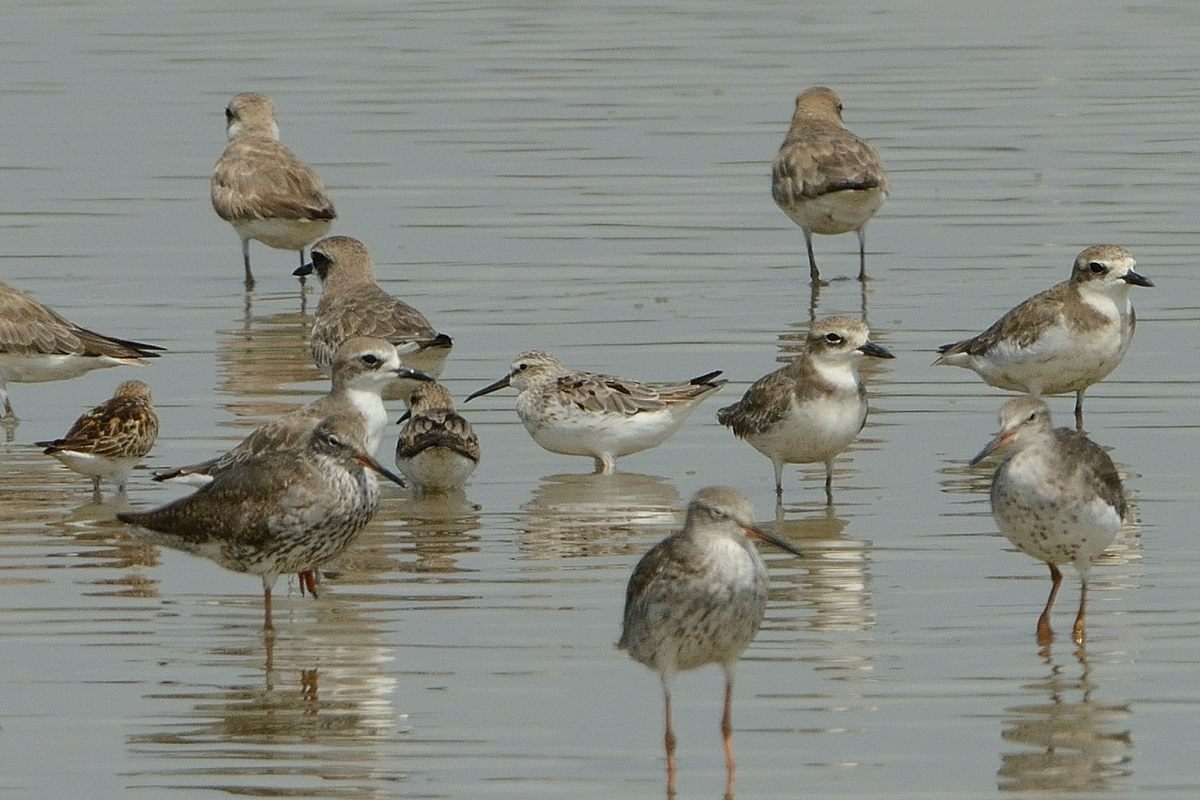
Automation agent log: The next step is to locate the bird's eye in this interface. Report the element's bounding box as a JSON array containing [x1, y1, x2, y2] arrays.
[[836, 103, 844, 114], [1026, 413, 1037, 422], [710, 507, 726, 520], [1088, 261, 1107, 275], [361, 354, 380, 367], [326, 433, 342, 447], [824, 333, 843, 344], [516, 363, 529, 371]]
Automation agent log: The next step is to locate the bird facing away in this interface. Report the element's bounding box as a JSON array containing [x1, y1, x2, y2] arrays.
[[211, 92, 337, 289], [119, 413, 407, 632], [35, 380, 158, 500], [0, 280, 164, 421], [153, 336, 431, 486], [395, 381, 480, 493], [464, 351, 726, 474], [619, 486, 803, 798], [935, 245, 1152, 429], [771, 86, 888, 284], [970, 397, 1126, 646], [718, 317, 893, 503], [295, 236, 453, 397]]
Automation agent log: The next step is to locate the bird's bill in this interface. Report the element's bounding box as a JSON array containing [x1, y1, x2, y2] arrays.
[[969, 431, 1015, 466], [1122, 269, 1154, 287], [857, 340, 895, 359], [293, 262, 314, 277], [355, 450, 408, 487], [464, 374, 511, 403], [394, 366, 434, 382], [396, 410, 412, 424], [744, 525, 804, 557]]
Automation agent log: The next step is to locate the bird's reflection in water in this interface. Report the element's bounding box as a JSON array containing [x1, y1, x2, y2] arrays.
[[128, 602, 401, 790], [519, 472, 681, 559], [998, 645, 1132, 792], [805, 277, 870, 327], [50, 498, 162, 598]]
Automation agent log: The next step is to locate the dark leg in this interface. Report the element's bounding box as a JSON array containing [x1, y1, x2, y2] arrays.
[[1074, 390, 1085, 431], [721, 666, 736, 799], [242, 239, 255, 290], [824, 459, 834, 506], [1, 384, 14, 420], [1037, 563, 1063, 644], [262, 578, 275, 634], [662, 675, 677, 798], [1072, 574, 1089, 646], [804, 229, 827, 286], [773, 460, 784, 500], [91, 477, 102, 504], [856, 227, 869, 281]]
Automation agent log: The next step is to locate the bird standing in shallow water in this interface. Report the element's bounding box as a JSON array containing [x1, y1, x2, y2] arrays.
[[118, 414, 407, 633], [619, 486, 802, 798], [395, 381, 480, 493], [971, 397, 1127, 646]]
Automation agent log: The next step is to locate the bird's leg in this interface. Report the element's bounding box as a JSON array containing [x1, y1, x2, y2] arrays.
[[299, 569, 319, 598], [804, 229, 827, 287], [856, 227, 870, 282], [1072, 574, 1089, 646], [242, 239, 255, 290], [773, 460, 784, 500], [721, 666, 737, 799], [0, 384, 14, 421], [1074, 390, 1085, 432], [824, 459, 834, 506], [297, 249, 308, 290], [661, 676, 677, 798], [91, 477, 102, 504], [262, 576, 276, 635], [1037, 563, 1063, 645], [595, 454, 616, 475]]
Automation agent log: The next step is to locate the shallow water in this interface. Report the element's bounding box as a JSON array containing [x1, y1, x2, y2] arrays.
[[2, 1, 1198, 797]]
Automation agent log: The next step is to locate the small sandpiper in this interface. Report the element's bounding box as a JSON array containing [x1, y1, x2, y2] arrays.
[[35, 380, 158, 500], [619, 486, 803, 798], [119, 413, 407, 632], [772, 86, 889, 284], [211, 93, 337, 289], [718, 317, 893, 502], [935, 245, 1152, 429], [395, 381, 480, 493], [153, 336, 431, 487], [295, 236, 453, 397], [970, 397, 1127, 646], [0, 280, 164, 421], [465, 351, 725, 474]]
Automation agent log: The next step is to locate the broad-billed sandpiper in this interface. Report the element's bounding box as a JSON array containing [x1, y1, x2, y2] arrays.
[[465, 351, 725, 474], [395, 381, 480, 493], [211, 93, 336, 289], [295, 236, 453, 394], [772, 86, 888, 284], [619, 486, 802, 797], [935, 245, 1152, 428], [119, 414, 406, 632], [970, 397, 1127, 645], [153, 336, 431, 486], [718, 317, 893, 502], [35, 380, 158, 500], [0, 280, 163, 421]]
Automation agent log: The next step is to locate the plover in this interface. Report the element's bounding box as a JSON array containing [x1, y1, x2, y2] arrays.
[[772, 86, 889, 284], [619, 486, 802, 798], [295, 236, 453, 396], [935, 245, 1153, 428], [0, 280, 163, 421], [464, 351, 725, 474], [970, 397, 1126, 645], [717, 317, 893, 502], [394, 381, 479, 493], [211, 92, 336, 289], [119, 413, 406, 632], [154, 336, 431, 486], [35, 380, 158, 500]]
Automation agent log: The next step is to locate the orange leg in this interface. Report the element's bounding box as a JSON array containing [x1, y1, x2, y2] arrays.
[[1036, 563, 1063, 645], [662, 676, 677, 798], [1072, 575, 1089, 646], [299, 570, 319, 598], [721, 667, 736, 799]]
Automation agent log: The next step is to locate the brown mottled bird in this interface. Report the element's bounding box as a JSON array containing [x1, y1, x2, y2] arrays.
[[0, 280, 163, 421], [36, 380, 158, 499], [118, 414, 406, 632], [395, 381, 479, 493], [771, 86, 888, 284], [619, 487, 803, 798], [294, 236, 453, 397], [211, 92, 336, 289]]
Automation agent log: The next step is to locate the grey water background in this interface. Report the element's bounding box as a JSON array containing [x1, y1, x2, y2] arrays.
[[1, 1, 1198, 797]]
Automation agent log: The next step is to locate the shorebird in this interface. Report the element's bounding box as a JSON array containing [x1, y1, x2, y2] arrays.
[[395, 381, 480, 493], [935, 245, 1152, 429], [718, 317, 893, 502], [772, 86, 889, 284], [35, 380, 158, 500], [970, 397, 1126, 645], [619, 486, 802, 798], [119, 414, 406, 632], [153, 337, 431, 486], [464, 351, 725, 474], [0, 280, 163, 421], [295, 236, 453, 396], [211, 92, 336, 289]]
